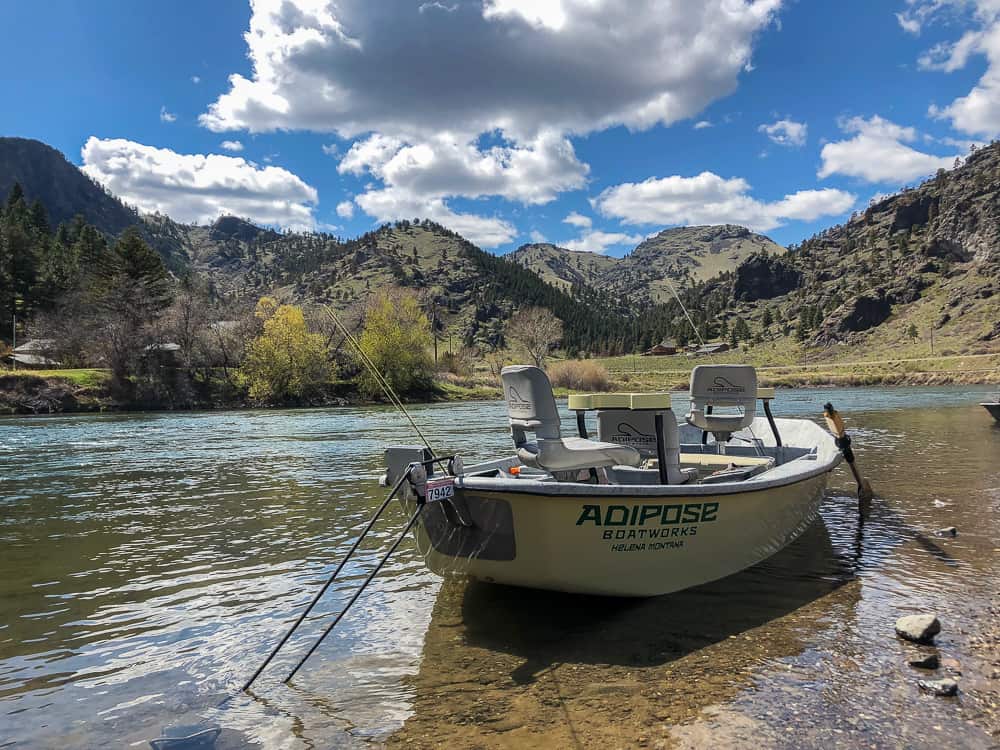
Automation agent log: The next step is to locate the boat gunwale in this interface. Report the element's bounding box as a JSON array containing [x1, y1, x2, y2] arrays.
[[454, 453, 840, 497]]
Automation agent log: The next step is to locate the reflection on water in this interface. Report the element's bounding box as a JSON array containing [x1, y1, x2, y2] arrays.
[[0, 386, 998, 748]]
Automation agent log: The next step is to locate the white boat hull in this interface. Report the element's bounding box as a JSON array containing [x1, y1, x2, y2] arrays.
[[389, 417, 841, 598], [406, 473, 828, 597]]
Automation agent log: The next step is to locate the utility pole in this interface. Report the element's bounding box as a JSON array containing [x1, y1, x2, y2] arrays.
[[11, 313, 15, 371], [930, 325, 934, 356]]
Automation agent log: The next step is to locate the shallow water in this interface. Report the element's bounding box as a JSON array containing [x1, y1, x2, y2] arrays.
[[1, 387, 998, 748]]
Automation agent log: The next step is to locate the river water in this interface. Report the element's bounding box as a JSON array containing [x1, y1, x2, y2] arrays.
[[1, 387, 998, 748]]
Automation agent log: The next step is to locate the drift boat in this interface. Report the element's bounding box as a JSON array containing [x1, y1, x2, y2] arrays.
[[383, 365, 842, 597], [982, 393, 1000, 422]]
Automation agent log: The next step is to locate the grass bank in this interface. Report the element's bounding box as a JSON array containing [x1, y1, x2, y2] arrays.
[[594, 351, 1000, 391]]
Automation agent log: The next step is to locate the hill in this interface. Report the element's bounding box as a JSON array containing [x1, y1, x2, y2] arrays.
[[511, 225, 785, 305], [508, 243, 618, 292], [626, 224, 785, 301], [662, 142, 1000, 360], [0, 137, 139, 236], [4, 134, 999, 364]]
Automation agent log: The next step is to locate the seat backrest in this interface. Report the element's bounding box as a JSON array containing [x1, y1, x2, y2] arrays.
[[687, 365, 758, 434], [500, 365, 561, 440], [596, 409, 661, 458]]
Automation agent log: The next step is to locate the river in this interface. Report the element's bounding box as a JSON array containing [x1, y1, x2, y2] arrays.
[[1, 387, 998, 748]]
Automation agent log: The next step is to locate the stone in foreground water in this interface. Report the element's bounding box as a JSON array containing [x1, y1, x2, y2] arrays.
[[908, 653, 940, 670], [896, 614, 942, 643], [917, 678, 958, 697]]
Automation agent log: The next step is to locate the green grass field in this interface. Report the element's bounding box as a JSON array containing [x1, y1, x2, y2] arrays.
[[0, 368, 110, 389]]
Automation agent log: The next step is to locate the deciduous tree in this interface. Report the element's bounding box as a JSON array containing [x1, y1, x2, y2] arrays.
[[358, 289, 433, 397], [508, 306, 563, 368], [240, 297, 333, 403]]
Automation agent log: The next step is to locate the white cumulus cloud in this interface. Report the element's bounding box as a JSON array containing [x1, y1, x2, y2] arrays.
[[563, 211, 592, 229], [198, 0, 782, 247], [159, 106, 177, 123], [336, 200, 355, 218], [904, 1, 1000, 136], [81, 137, 318, 229], [595, 171, 855, 232], [758, 118, 807, 147], [220, 140, 244, 152], [201, 0, 781, 140], [818, 115, 959, 183], [563, 229, 646, 254], [337, 130, 586, 246]]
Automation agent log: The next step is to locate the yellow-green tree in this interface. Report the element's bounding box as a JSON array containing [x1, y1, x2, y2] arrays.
[[240, 297, 332, 403], [358, 290, 433, 397]]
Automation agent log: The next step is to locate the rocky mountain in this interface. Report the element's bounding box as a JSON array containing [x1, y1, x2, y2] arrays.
[[688, 142, 1000, 357], [629, 225, 785, 299], [4, 133, 999, 359], [507, 243, 618, 293], [511, 225, 785, 305]]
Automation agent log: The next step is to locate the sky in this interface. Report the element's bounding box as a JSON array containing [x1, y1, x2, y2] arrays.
[[2, 0, 997, 256]]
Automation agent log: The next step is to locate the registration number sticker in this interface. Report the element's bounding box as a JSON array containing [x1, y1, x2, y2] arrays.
[[425, 477, 455, 502]]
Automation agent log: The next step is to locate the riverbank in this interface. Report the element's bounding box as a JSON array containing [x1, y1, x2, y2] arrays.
[[2, 354, 999, 415], [601, 351, 1000, 391], [0, 369, 503, 415]]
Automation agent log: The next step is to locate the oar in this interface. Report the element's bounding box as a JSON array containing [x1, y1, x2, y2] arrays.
[[823, 402, 874, 502]]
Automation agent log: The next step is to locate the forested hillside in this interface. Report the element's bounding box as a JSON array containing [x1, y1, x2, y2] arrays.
[[647, 142, 1000, 358], [3, 135, 999, 372]]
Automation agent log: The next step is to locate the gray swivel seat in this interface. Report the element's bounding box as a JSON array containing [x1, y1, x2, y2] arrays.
[[685, 365, 758, 445], [500, 365, 641, 473]]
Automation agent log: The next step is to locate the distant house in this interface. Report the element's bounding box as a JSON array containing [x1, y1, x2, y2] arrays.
[[695, 342, 730, 356], [642, 338, 679, 356], [8, 339, 60, 368], [142, 342, 182, 367]]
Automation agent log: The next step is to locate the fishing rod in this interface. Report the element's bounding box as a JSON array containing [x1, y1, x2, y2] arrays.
[[239, 304, 443, 692], [663, 276, 706, 348], [152, 303, 449, 747]]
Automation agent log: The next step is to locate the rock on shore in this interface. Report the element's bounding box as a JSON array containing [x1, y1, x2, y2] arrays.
[[896, 614, 942, 644]]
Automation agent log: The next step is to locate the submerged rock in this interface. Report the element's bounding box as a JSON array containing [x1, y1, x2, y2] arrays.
[[934, 526, 958, 537], [908, 653, 940, 670], [896, 614, 942, 643], [917, 677, 958, 697]]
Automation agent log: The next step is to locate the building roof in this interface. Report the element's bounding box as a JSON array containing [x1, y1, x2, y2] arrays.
[[12, 339, 56, 353], [695, 342, 730, 354]]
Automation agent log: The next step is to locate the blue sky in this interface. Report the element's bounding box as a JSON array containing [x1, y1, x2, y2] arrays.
[[2, 0, 997, 255]]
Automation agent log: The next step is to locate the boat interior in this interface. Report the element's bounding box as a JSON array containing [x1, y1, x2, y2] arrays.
[[386, 365, 830, 493]]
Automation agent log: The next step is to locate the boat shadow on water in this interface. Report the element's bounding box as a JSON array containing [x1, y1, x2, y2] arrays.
[[457, 514, 859, 684], [388, 506, 869, 747]]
